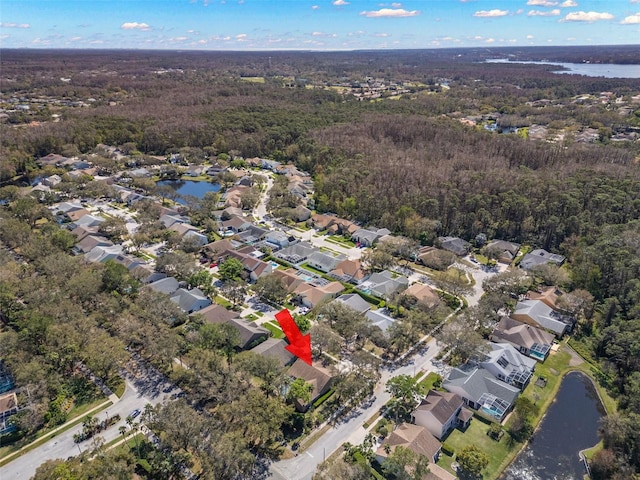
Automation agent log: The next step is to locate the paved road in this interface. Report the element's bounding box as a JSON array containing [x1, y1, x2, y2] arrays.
[[270, 338, 442, 480], [0, 361, 179, 480]]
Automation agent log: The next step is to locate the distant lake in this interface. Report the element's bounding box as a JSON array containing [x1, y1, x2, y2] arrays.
[[486, 58, 640, 78], [503, 372, 605, 480], [156, 179, 221, 205]]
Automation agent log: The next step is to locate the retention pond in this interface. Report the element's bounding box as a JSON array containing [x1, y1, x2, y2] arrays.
[[502, 371, 605, 480]]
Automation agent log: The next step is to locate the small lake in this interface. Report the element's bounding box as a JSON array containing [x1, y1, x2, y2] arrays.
[[156, 179, 221, 205], [486, 59, 640, 78], [503, 372, 605, 480]]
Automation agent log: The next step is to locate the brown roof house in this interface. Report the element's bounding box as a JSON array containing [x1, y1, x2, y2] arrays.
[[484, 240, 521, 264], [196, 304, 269, 350], [412, 390, 471, 440], [287, 359, 336, 412], [490, 316, 555, 362], [375, 423, 442, 466], [271, 269, 306, 293], [403, 283, 441, 310], [330, 258, 369, 284], [293, 281, 345, 308], [527, 286, 564, 311]]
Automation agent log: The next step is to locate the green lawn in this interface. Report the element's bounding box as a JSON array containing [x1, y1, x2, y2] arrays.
[[417, 372, 441, 391], [264, 322, 285, 339], [443, 418, 516, 479]]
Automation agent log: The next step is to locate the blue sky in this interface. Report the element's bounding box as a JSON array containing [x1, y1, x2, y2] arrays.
[[1, 0, 639, 50]]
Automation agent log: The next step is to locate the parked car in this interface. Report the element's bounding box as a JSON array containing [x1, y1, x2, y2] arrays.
[[129, 408, 141, 419]]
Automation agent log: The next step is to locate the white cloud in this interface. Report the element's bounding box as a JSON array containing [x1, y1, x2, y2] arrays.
[[564, 11, 614, 21], [0, 22, 30, 28], [121, 22, 151, 30], [621, 13, 640, 23], [527, 0, 557, 5], [485, 37, 495, 43], [528, 9, 560, 16], [0, 34, 9, 40], [372, 32, 390, 37], [631, 0, 640, 3], [69, 36, 82, 42], [560, 0, 577, 6], [526, 34, 534, 38], [391, 2, 402, 6], [360, 8, 420, 17], [311, 31, 336, 37], [235, 33, 247, 41], [311, 5, 319, 9], [473, 9, 508, 17], [332, 0, 349, 5], [473, 35, 483, 39]]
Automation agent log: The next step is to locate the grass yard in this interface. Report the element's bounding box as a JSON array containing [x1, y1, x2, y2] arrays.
[[418, 372, 441, 391], [443, 418, 516, 479], [264, 322, 285, 339]]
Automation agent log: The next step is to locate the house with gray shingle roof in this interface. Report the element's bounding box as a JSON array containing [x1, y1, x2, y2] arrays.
[[480, 343, 536, 391], [490, 317, 554, 361], [335, 293, 372, 314], [443, 367, 520, 422], [375, 423, 442, 465], [170, 288, 211, 314], [147, 276, 180, 296], [412, 390, 470, 440], [351, 227, 391, 247], [249, 338, 295, 367], [520, 249, 566, 271], [306, 251, 346, 273], [365, 309, 396, 333], [360, 270, 409, 299], [275, 242, 318, 264], [438, 236, 471, 256], [512, 299, 573, 337]]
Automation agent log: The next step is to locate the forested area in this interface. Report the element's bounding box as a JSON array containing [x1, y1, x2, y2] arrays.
[[1, 47, 640, 478]]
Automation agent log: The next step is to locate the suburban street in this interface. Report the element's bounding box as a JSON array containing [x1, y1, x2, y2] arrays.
[[0, 361, 180, 480], [271, 337, 443, 480]]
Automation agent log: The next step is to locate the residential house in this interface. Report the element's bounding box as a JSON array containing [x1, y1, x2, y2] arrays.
[[438, 236, 471, 256], [485, 240, 521, 264], [249, 338, 295, 367], [160, 214, 190, 229], [54, 201, 83, 214], [512, 299, 573, 337], [412, 390, 472, 440], [65, 208, 91, 223], [72, 235, 113, 255], [275, 242, 318, 264], [203, 239, 236, 261], [169, 222, 199, 238], [128, 167, 152, 178], [443, 367, 520, 422], [170, 288, 211, 314], [293, 281, 345, 308], [132, 265, 166, 285], [403, 283, 441, 309], [186, 165, 206, 177], [236, 225, 268, 244], [222, 185, 249, 209], [329, 258, 368, 284], [417, 246, 455, 270], [38, 153, 67, 167], [520, 249, 566, 271], [365, 309, 396, 333], [261, 159, 281, 171], [70, 225, 100, 242], [183, 230, 208, 248], [42, 174, 62, 188], [287, 359, 335, 412], [70, 214, 105, 230], [219, 215, 252, 234], [480, 343, 536, 391], [375, 423, 442, 465], [0, 363, 14, 394], [84, 244, 124, 264], [490, 316, 555, 361], [335, 293, 372, 314], [360, 270, 409, 299], [0, 392, 19, 435], [196, 305, 269, 350], [222, 249, 273, 282], [351, 227, 391, 247], [290, 205, 312, 222], [307, 251, 346, 273], [327, 218, 359, 236], [527, 286, 564, 311], [147, 276, 180, 296], [271, 269, 306, 293], [264, 231, 291, 249]]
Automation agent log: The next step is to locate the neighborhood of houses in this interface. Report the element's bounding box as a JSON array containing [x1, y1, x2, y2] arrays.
[[2, 146, 578, 479]]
